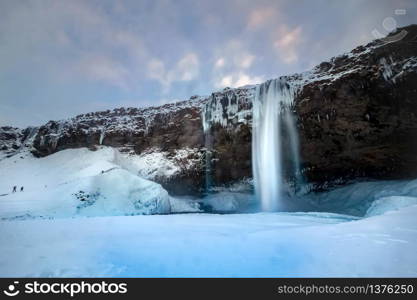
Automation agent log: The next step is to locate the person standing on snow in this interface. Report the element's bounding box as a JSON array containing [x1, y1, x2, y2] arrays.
[[12, 186, 16, 193], [20, 186, 24, 192]]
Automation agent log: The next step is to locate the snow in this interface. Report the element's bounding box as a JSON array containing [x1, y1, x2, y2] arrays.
[[380, 57, 394, 81], [202, 192, 255, 213], [377, 56, 417, 84], [365, 196, 417, 217], [116, 150, 180, 180], [1, 147, 417, 276], [0, 206, 416, 277], [169, 196, 202, 213], [309, 178, 417, 216], [202, 86, 255, 130], [0, 147, 171, 218], [114, 147, 203, 181]]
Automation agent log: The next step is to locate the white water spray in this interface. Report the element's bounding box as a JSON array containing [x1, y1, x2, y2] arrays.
[[283, 107, 303, 191], [252, 78, 302, 211], [202, 105, 213, 194]]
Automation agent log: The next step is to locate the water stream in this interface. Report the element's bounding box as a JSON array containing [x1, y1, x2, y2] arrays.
[[252, 78, 302, 211]]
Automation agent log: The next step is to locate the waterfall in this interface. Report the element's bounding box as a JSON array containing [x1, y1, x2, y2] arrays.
[[252, 78, 302, 211], [283, 108, 303, 192], [23, 126, 39, 148], [201, 105, 213, 194], [99, 129, 106, 145]]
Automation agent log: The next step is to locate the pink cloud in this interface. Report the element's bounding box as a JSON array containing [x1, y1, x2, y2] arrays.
[[247, 7, 277, 30], [274, 26, 303, 64]]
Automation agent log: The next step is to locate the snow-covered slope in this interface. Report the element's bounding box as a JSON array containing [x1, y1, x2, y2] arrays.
[[0, 147, 172, 219], [114, 147, 204, 181]]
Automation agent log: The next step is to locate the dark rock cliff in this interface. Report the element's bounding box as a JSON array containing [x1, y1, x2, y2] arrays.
[[2, 25, 417, 195], [297, 25, 417, 188]]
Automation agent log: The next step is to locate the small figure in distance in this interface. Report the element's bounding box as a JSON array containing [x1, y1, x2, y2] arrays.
[[12, 186, 17, 193], [20, 186, 24, 192]]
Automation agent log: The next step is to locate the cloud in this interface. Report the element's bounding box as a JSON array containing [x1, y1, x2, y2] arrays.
[[218, 39, 257, 69], [215, 72, 264, 89], [274, 26, 303, 64], [212, 39, 262, 89], [247, 7, 276, 30], [147, 52, 200, 91], [176, 53, 200, 81], [0, 0, 150, 88], [147, 59, 166, 84], [240, 53, 255, 69], [76, 55, 130, 89], [245, 4, 303, 65], [215, 58, 225, 69], [234, 73, 264, 87], [214, 52, 254, 70], [218, 75, 232, 87]]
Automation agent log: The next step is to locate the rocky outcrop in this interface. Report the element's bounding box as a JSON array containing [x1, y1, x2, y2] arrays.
[[297, 25, 417, 188], [0, 126, 38, 160], [32, 97, 206, 156], [2, 25, 417, 195], [0, 127, 23, 154]]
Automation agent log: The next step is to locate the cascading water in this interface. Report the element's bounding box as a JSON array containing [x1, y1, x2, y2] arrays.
[[283, 107, 303, 192], [99, 129, 106, 145], [201, 105, 213, 194], [252, 78, 302, 211]]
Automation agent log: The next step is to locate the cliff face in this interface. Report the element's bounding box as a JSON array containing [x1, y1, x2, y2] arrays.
[[0, 126, 38, 160], [31, 97, 209, 195], [297, 25, 417, 187], [2, 25, 417, 195]]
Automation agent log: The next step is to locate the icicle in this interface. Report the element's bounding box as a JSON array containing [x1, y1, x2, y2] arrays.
[[283, 107, 303, 191], [380, 57, 393, 82]]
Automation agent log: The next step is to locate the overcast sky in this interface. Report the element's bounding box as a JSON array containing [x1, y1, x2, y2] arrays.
[[0, 0, 416, 127]]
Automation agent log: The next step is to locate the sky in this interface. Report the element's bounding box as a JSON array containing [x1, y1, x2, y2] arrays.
[[0, 0, 416, 127]]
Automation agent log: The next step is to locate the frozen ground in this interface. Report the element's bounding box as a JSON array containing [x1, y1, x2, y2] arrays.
[[0, 207, 417, 277], [1, 147, 417, 277]]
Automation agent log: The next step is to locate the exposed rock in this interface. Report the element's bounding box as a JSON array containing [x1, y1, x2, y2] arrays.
[[0, 126, 38, 160], [296, 25, 417, 188]]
